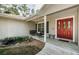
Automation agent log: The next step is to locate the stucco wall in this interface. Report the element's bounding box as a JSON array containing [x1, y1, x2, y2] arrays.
[[27, 21, 36, 30], [0, 19, 8, 39], [47, 6, 78, 43], [8, 20, 30, 37], [0, 18, 30, 39]]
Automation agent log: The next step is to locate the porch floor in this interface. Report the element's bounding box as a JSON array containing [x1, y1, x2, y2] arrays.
[[37, 43, 79, 55], [31, 35, 44, 42], [46, 38, 79, 54], [31, 36, 79, 55]]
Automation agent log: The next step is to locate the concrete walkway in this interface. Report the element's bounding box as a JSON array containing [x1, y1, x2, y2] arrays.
[[32, 36, 79, 55], [37, 43, 79, 55]]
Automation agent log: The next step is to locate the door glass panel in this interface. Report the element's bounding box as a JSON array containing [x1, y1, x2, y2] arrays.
[[58, 21, 60, 29], [68, 21, 71, 29], [64, 21, 66, 29]]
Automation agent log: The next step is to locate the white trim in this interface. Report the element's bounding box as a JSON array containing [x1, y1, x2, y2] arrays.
[[36, 16, 47, 42], [44, 16, 47, 42], [55, 16, 75, 42], [37, 21, 44, 24], [37, 20, 48, 24], [73, 16, 75, 42]]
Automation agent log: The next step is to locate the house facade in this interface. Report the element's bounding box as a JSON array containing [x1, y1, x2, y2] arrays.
[[0, 4, 79, 46], [26, 4, 79, 46]]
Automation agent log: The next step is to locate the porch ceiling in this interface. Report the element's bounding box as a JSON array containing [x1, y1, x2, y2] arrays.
[[26, 15, 44, 22]]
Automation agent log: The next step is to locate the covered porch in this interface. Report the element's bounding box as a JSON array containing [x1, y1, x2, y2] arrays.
[[27, 15, 46, 42]]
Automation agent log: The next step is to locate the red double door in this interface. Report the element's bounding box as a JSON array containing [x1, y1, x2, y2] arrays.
[[57, 17, 73, 40]]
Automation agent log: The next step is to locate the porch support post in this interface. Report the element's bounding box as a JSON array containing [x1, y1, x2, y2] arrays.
[[77, 7, 79, 46], [44, 16, 47, 42]]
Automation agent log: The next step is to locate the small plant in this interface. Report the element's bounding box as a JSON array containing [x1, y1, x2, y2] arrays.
[[25, 36, 33, 42], [15, 36, 25, 43], [23, 36, 28, 40]]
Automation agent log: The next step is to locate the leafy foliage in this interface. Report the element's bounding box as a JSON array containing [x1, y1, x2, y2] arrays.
[[2, 36, 33, 44], [0, 4, 28, 16]]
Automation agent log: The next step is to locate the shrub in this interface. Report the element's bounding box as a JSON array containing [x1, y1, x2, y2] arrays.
[[15, 36, 25, 43], [2, 36, 34, 45], [25, 36, 33, 42], [4, 11, 11, 14], [2, 37, 16, 45], [15, 36, 32, 43]]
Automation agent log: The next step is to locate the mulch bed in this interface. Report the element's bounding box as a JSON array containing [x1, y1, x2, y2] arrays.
[[0, 39, 45, 55]]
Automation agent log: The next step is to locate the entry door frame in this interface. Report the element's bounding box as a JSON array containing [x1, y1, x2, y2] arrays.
[[55, 16, 75, 42]]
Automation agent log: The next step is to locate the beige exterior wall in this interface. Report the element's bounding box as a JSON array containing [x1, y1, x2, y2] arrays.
[[27, 21, 36, 30], [7, 20, 30, 37], [47, 6, 78, 43], [0, 18, 32, 39], [0, 19, 8, 39]]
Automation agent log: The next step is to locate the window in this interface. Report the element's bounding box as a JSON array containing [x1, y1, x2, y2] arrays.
[[37, 22, 49, 33], [47, 22, 49, 33], [38, 23, 44, 33], [38, 24, 41, 32], [35, 24, 37, 31], [41, 23, 44, 32]]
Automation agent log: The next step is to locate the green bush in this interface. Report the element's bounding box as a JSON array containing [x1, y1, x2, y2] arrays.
[[15, 36, 25, 43], [3, 36, 34, 43], [15, 36, 33, 43], [25, 36, 33, 42]]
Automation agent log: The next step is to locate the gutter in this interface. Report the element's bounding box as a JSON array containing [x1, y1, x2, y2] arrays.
[[26, 4, 78, 22], [0, 13, 26, 20]]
